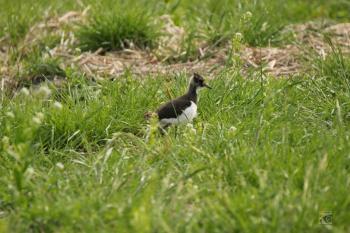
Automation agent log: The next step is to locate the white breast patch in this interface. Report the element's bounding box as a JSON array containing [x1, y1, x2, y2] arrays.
[[160, 101, 197, 126]]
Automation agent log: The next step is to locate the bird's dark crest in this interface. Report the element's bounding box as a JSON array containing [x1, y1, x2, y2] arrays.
[[193, 73, 204, 82]]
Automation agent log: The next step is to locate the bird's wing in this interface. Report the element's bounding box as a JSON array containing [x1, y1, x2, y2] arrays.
[[156, 98, 192, 119]]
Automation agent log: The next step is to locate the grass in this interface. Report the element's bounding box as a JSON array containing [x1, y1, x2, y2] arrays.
[[1, 50, 350, 232], [0, 0, 80, 46], [2, 0, 350, 52], [1, 0, 350, 232], [174, 0, 350, 48], [14, 50, 65, 87], [77, 4, 159, 52]]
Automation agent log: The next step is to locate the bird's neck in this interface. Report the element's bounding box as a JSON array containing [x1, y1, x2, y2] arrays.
[[186, 84, 198, 103]]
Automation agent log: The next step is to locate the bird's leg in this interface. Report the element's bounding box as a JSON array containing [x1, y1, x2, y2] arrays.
[[174, 125, 178, 138]]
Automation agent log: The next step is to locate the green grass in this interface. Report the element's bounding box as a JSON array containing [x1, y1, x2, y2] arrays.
[[0, 0, 80, 46], [2, 0, 350, 51], [1, 51, 350, 232], [77, 3, 160, 52], [180, 0, 350, 48], [13, 49, 65, 87], [1, 0, 350, 232]]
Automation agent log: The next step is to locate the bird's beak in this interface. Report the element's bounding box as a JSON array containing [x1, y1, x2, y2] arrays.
[[203, 83, 212, 89]]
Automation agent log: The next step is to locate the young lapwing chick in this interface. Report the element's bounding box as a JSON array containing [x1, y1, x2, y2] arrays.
[[156, 73, 211, 130]]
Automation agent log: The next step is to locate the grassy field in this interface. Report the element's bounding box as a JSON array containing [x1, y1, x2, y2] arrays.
[[1, 0, 350, 232]]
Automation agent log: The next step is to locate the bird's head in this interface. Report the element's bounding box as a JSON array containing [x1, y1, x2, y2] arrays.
[[191, 73, 211, 90]]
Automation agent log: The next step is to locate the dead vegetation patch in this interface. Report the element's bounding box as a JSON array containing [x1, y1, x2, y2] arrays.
[[240, 22, 350, 76], [67, 21, 350, 78], [21, 8, 89, 53]]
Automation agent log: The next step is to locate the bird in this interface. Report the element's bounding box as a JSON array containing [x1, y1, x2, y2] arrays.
[[154, 73, 211, 130]]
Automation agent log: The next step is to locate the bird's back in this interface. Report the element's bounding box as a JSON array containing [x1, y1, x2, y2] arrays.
[[156, 95, 193, 120]]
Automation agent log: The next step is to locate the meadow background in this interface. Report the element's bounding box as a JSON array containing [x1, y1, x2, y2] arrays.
[[1, 0, 350, 232]]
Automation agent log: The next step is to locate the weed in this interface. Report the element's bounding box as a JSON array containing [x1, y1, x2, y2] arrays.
[[19, 52, 66, 86]]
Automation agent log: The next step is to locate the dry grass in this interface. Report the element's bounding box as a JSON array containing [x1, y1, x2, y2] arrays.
[[69, 21, 350, 78]]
